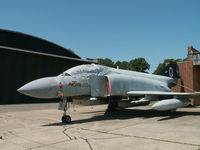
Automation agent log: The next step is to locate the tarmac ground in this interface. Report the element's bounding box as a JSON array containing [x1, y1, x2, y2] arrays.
[[0, 103, 200, 150]]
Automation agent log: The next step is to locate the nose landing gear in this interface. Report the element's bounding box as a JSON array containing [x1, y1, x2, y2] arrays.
[[62, 115, 71, 124], [59, 97, 72, 124]]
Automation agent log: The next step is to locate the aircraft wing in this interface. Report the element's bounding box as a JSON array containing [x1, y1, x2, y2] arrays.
[[127, 91, 200, 97]]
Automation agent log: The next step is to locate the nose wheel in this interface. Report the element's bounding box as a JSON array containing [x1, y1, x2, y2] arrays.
[[59, 97, 73, 124], [62, 115, 71, 124]]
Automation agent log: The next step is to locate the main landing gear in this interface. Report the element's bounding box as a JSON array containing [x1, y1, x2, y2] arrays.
[[107, 99, 119, 112]]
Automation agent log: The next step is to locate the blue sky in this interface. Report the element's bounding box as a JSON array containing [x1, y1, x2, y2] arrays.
[[0, 0, 199, 72]]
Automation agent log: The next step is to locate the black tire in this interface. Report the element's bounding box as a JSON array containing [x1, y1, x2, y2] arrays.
[[62, 115, 71, 124]]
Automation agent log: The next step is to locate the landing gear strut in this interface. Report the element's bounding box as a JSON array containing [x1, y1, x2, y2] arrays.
[[107, 99, 118, 112], [59, 97, 72, 124]]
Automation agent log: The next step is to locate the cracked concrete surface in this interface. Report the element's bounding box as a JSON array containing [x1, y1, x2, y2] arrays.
[[80, 137, 94, 150], [62, 127, 73, 141], [0, 103, 200, 150]]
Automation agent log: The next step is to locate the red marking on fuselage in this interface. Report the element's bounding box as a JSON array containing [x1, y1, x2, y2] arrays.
[[106, 77, 110, 95], [59, 83, 62, 91]]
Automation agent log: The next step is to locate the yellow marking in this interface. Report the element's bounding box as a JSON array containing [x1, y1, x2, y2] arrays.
[[68, 81, 81, 86], [77, 83, 81, 86], [68, 81, 76, 86]]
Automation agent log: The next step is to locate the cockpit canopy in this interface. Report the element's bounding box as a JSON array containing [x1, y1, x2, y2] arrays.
[[59, 64, 110, 77]]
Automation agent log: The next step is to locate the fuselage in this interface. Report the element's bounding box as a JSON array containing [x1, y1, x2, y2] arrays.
[[18, 64, 174, 99]]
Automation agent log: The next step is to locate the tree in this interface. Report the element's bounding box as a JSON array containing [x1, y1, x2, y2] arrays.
[[114, 61, 129, 70], [153, 58, 183, 74], [98, 58, 114, 67], [129, 58, 150, 72], [98, 57, 150, 72]]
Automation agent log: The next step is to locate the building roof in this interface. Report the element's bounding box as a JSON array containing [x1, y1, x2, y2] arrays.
[[0, 45, 95, 63], [0, 29, 80, 58]]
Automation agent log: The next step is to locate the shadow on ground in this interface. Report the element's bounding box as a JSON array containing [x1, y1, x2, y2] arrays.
[[42, 107, 200, 127]]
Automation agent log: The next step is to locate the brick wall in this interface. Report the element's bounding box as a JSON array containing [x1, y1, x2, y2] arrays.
[[193, 65, 200, 105], [171, 46, 200, 105]]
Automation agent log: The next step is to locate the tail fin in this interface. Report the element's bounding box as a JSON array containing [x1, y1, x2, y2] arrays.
[[157, 63, 180, 78]]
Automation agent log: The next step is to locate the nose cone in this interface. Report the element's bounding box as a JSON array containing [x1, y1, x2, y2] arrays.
[[18, 77, 58, 99]]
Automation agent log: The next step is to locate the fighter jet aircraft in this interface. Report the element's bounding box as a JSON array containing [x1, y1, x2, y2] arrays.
[[18, 64, 200, 123]]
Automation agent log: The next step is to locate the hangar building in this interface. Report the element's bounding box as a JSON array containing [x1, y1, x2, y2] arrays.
[[172, 46, 200, 105], [0, 29, 94, 104]]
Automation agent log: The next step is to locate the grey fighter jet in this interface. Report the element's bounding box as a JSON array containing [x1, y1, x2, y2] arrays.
[[18, 64, 200, 123]]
